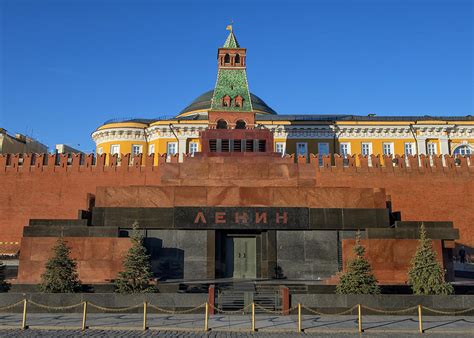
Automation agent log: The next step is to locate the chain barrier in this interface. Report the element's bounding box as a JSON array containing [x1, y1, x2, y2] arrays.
[[147, 303, 206, 314], [208, 303, 252, 315], [87, 303, 143, 312], [0, 300, 24, 311], [2, 299, 474, 317], [254, 303, 299, 315], [28, 300, 83, 311], [301, 304, 358, 316], [361, 305, 419, 315], [422, 306, 474, 316]]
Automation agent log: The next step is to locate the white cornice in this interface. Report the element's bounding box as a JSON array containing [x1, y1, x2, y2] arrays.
[[92, 127, 147, 144]]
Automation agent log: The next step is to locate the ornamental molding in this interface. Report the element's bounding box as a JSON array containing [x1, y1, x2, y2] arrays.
[[92, 128, 147, 144], [146, 124, 206, 141]]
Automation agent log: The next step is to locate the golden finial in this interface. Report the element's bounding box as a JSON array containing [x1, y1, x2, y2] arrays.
[[226, 21, 233, 33]]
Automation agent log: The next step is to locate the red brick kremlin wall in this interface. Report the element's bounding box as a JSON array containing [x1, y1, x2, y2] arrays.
[[0, 152, 473, 247]]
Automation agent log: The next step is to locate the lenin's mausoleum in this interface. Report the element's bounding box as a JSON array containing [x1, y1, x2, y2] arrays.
[[0, 29, 473, 287]]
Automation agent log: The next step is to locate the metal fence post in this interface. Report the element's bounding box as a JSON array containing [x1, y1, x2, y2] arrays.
[[298, 303, 302, 333], [82, 301, 87, 331], [143, 301, 148, 330], [358, 304, 362, 333], [251, 302, 255, 332], [418, 305, 423, 333], [204, 302, 209, 331], [21, 299, 27, 330]]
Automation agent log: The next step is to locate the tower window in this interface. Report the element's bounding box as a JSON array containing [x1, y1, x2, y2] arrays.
[[235, 120, 246, 129], [234, 95, 243, 107], [224, 53, 230, 64], [222, 95, 231, 107], [235, 54, 241, 64], [216, 119, 228, 129]]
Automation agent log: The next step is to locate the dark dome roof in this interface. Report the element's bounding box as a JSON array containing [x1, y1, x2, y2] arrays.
[[177, 90, 277, 116]]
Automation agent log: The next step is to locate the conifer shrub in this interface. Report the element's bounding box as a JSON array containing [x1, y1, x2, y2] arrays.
[[115, 221, 156, 293], [408, 224, 453, 295], [336, 231, 380, 295], [0, 261, 10, 292], [40, 238, 81, 293]]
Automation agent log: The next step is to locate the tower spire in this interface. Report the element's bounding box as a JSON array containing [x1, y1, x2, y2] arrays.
[[210, 27, 252, 112]]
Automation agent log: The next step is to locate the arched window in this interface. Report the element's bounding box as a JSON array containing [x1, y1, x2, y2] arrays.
[[224, 54, 230, 64], [235, 54, 241, 64], [234, 95, 243, 107], [235, 120, 246, 129], [453, 145, 472, 156], [222, 95, 231, 107], [216, 119, 228, 129]]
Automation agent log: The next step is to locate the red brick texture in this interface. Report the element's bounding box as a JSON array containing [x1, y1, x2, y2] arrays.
[[340, 239, 444, 285], [17, 237, 132, 284], [0, 153, 472, 247]]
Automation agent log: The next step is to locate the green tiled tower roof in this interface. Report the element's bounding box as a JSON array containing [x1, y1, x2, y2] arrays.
[[210, 31, 253, 112], [223, 31, 240, 48]]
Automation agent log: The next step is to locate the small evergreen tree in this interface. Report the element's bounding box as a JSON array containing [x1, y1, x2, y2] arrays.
[[40, 238, 81, 293], [336, 231, 380, 294], [0, 261, 10, 292], [408, 224, 453, 295], [115, 221, 156, 293]]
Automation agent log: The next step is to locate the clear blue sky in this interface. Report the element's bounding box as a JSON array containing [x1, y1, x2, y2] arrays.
[[1, 0, 472, 152]]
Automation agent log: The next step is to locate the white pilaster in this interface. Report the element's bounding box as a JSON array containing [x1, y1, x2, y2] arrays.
[[439, 137, 450, 155], [178, 138, 187, 162], [416, 138, 427, 155]]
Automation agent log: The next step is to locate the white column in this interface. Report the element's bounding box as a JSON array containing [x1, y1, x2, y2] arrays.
[[178, 138, 187, 162], [416, 138, 427, 155], [439, 137, 450, 155]]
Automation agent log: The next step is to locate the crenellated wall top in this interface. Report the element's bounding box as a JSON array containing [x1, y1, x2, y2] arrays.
[[0, 152, 472, 175]]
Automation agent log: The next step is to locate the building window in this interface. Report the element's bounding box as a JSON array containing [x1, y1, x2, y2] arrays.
[[110, 144, 120, 156], [235, 120, 246, 129], [97, 147, 103, 155], [453, 145, 472, 156], [189, 142, 198, 155], [167, 142, 177, 155], [234, 95, 243, 108], [235, 54, 241, 64], [361, 142, 372, 156], [404, 142, 414, 155], [339, 143, 351, 157], [148, 144, 155, 155], [296, 142, 308, 157], [427, 143, 437, 155], [132, 145, 142, 156], [216, 119, 228, 129], [222, 95, 231, 107], [224, 53, 230, 64], [275, 142, 285, 156], [382, 143, 393, 156]]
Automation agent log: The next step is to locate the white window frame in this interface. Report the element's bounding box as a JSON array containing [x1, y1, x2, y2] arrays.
[[339, 142, 351, 157], [167, 142, 178, 155], [189, 142, 199, 156], [131, 144, 142, 156], [275, 142, 286, 156], [453, 145, 472, 156], [296, 142, 308, 157], [382, 142, 394, 156], [317, 142, 329, 155], [427, 142, 437, 155], [110, 144, 120, 157], [148, 144, 155, 155], [404, 142, 415, 155], [361, 142, 372, 156]]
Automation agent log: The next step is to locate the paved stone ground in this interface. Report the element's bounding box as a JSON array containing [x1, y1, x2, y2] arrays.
[[0, 314, 473, 336]]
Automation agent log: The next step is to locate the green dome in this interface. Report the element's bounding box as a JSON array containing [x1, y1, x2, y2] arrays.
[[177, 90, 278, 116]]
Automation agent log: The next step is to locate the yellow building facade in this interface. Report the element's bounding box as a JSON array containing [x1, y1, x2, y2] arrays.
[[92, 31, 473, 162]]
